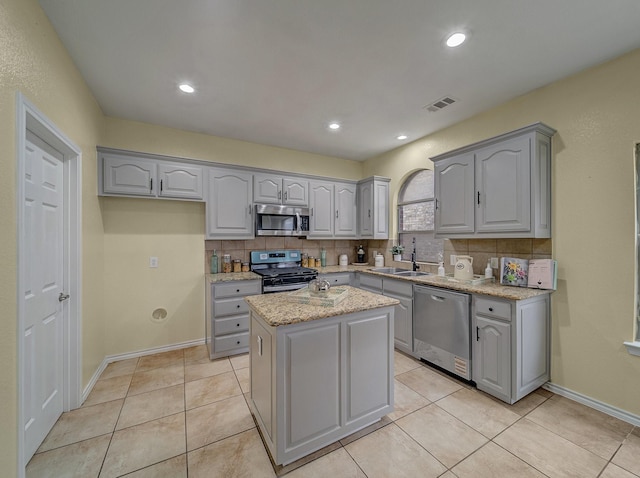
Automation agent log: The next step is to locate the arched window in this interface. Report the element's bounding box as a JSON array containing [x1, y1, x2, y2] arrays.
[[397, 169, 443, 263]]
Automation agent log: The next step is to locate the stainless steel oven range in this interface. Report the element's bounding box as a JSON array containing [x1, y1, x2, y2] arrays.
[[250, 249, 317, 293]]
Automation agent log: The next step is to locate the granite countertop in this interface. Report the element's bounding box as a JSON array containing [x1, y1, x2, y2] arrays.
[[245, 286, 399, 327], [206, 272, 261, 282], [360, 269, 552, 301]]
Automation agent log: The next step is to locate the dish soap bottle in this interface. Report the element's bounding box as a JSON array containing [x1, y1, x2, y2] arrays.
[[210, 250, 219, 274], [357, 245, 365, 263], [437, 262, 445, 276], [320, 248, 326, 267], [485, 260, 493, 279]]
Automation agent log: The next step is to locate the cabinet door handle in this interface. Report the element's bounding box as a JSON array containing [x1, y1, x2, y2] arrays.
[[150, 178, 153, 192], [311, 207, 314, 216], [476, 326, 480, 341], [477, 191, 480, 205], [336, 210, 339, 218], [160, 179, 163, 192], [257, 335, 263, 356], [278, 190, 282, 200], [488, 307, 494, 312], [368, 209, 371, 218], [284, 191, 287, 201], [435, 198, 438, 210]]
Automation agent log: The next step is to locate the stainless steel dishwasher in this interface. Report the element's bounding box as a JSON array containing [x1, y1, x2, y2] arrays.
[[413, 285, 472, 381]]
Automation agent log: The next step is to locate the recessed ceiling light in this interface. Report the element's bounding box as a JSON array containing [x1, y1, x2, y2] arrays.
[[446, 32, 466, 48], [179, 83, 195, 93], [397, 135, 408, 140], [328, 122, 341, 130]]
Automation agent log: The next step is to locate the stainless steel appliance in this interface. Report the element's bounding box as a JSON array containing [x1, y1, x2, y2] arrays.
[[255, 204, 310, 236], [413, 285, 472, 381], [250, 250, 317, 293]]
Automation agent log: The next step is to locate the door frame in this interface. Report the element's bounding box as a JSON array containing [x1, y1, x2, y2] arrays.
[[15, 92, 82, 473]]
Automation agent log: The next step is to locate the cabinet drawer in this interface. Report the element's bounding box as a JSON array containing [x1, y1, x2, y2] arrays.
[[214, 315, 249, 335], [213, 281, 261, 299], [475, 297, 511, 320], [214, 332, 249, 353], [359, 274, 383, 292], [324, 273, 351, 286], [383, 278, 413, 298], [214, 297, 250, 317]]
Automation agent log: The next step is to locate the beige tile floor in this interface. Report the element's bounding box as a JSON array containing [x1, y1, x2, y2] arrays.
[[26, 346, 640, 478]]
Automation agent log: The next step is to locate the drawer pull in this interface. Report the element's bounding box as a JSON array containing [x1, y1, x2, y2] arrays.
[[236, 304, 241, 308], [489, 307, 494, 312], [236, 323, 240, 327], [236, 340, 241, 345], [236, 289, 240, 293]]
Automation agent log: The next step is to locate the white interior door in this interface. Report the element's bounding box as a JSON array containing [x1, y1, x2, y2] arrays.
[[22, 130, 65, 461]]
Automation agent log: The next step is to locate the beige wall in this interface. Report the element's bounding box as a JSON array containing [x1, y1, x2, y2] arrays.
[[364, 49, 640, 415], [0, 0, 106, 474]]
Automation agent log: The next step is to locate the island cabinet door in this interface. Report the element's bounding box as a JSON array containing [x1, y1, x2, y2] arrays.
[[251, 317, 274, 440], [345, 312, 393, 424], [281, 322, 341, 452]]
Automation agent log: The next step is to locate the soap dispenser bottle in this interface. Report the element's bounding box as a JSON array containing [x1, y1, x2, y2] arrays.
[[210, 250, 219, 274], [437, 262, 445, 276], [485, 260, 493, 279]]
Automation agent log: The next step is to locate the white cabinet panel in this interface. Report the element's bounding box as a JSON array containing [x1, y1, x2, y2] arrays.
[[335, 182, 357, 237], [206, 168, 254, 239], [309, 181, 334, 237], [158, 162, 203, 200], [283, 178, 309, 206], [103, 155, 156, 197], [434, 153, 475, 234], [254, 173, 309, 206], [474, 315, 511, 403], [358, 178, 389, 239]]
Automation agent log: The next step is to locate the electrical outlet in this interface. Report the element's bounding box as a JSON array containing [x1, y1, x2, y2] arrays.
[[450, 254, 457, 266], [149, 256, 158, 268], [490, 257, 499, 268]]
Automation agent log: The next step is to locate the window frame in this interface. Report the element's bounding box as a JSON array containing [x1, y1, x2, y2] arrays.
[[396, 169, 443, 264]]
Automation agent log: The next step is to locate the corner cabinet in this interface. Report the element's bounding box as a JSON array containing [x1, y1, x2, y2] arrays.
[[253, 173, 309, 206], [472, 293, 550, 404], [100, 151, 204, 200], [433, 123, 555, 238], [206, 168, 254, 239], [308, 180, 358, 239], [358, 177, 389, 239]]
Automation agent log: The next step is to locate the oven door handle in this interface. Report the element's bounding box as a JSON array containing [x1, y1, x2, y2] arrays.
[[263, 283, 309, 293]]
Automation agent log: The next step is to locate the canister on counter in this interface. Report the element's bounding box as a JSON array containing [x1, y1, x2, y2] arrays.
[[222, 254, 232, 273], [308, 257, 315, 268], [233, 259, 242, 273], [242, 262, 249, 272], [315, 257, 322, 268], [301, 253, 308, 267]]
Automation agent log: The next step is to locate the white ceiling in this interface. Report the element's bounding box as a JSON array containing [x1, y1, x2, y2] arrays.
[[39, 0, 640, 161]]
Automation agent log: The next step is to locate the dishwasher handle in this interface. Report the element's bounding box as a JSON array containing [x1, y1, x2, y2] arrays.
[[430, 295, 447, 302]]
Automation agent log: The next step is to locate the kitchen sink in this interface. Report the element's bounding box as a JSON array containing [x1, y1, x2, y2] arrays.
[[370, 267, 410, 274], [393, 271, 431, 277]]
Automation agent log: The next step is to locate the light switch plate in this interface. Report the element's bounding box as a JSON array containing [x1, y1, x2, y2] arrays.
[[150, 256, 158, 268], [490, 257, 499, 268], [450, 254, 457, 266]]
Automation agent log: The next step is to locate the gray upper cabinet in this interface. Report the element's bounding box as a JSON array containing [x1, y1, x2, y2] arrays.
[[358, 177, 389, 239], [334, 182, 357, 238], [157, 162, 204, 200], [433, 123, 555, 238], [206, 168, 254, 239], [103, 154, 157, 197], [308, 180, 334, 238], [101, 151, 204, 200], [254, 173, 308, 206]]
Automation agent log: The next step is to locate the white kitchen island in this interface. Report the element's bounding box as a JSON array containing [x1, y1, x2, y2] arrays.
[[245, 286, 398, 466]]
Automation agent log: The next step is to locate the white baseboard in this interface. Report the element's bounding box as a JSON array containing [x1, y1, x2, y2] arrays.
[[82, 338, 206, 403], [543, 382, 640, 427]]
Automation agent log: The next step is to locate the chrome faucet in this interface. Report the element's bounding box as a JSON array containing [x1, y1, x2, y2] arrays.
[[411, 237, 419, 271]]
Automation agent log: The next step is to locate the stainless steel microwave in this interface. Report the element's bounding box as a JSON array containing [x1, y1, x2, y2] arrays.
[[255, 204, 310, 236]]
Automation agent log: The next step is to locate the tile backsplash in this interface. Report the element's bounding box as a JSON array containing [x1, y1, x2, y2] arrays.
[[204, 237, 552, 276]]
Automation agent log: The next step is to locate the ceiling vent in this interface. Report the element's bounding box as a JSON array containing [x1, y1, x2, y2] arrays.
[[423, 96, 457, 113]]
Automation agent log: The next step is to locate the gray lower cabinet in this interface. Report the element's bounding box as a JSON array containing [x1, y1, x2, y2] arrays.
[[382, 278, 413, 354], [358, 274, 413, 355], [472, 293, 550, 404], [206, 280, 261, 359], [250, 307, 394, 465]]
